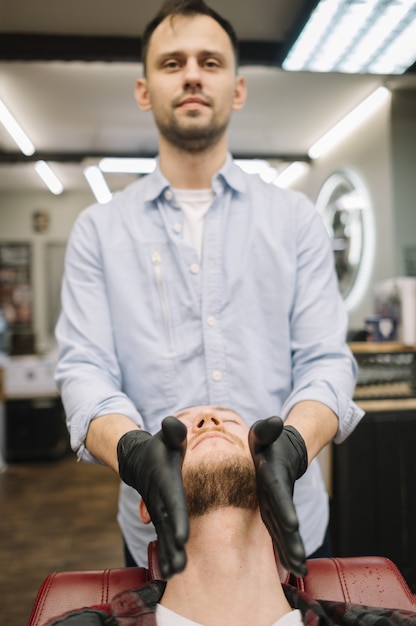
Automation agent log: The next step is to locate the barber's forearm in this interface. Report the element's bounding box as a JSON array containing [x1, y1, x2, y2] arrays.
[[85, 413, 141, 473], [284, 400, 338, 463]]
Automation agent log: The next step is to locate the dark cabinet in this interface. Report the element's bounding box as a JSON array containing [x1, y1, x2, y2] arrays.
[[5, 396, 69, 461], [331, 408, 416, 592]]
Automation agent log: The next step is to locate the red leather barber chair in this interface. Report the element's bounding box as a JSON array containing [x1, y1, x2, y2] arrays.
[[28, 541, 416, 625]]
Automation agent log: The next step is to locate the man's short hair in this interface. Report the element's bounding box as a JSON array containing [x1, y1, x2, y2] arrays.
[[141, 0, 240, 73]]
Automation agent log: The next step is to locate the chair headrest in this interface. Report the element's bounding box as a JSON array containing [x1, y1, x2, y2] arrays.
[[148, 540, 164, 580]]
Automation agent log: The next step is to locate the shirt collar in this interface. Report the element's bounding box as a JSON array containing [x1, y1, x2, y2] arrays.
[[143, 153, 246, 204]]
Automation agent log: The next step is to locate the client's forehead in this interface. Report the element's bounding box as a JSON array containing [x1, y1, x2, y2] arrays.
[[175, 405, 246, 426]]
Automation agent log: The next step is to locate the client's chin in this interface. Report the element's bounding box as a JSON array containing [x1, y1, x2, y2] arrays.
[[183, 455, 258, 517]]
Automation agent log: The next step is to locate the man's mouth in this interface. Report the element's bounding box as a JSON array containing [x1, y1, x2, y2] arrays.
[[190, 431, 242, 450], [175, 96, 210, 109]]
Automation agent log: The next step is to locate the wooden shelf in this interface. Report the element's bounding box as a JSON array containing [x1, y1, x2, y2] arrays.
[[349, 342, 416, 353], [356, 398, 416, 412]]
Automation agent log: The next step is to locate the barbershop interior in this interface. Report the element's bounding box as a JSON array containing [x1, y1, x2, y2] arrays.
[[1, 0, 416, 623]]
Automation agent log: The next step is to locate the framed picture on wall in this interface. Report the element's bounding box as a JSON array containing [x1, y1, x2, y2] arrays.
[[0, 242, 34, 354]]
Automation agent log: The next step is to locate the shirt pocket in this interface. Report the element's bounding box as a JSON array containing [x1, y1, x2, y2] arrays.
[[109, 241, 183, 412], [150, 247, 177, 357]]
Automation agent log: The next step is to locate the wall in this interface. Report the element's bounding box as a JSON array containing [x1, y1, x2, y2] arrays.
[[391, 90, 416, 276], [292, 93, 395, 330]]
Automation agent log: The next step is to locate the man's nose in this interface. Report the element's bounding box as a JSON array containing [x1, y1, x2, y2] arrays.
[[183, 59, 202, 89], [193, 410, 222, 431]]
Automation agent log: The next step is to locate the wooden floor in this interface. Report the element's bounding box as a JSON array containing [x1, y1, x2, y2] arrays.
[[0, 452, 124, 626]]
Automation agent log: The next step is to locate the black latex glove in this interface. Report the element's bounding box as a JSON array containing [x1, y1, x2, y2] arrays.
[[117, 416, 189, 579], [248, 416, 308, 578]]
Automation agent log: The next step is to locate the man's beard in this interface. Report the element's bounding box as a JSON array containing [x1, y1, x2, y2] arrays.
[[183, 455, 258, 517], [155, 109, 229, 153]]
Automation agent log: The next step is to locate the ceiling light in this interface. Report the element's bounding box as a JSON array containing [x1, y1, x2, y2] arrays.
[[235, 159, 278, 183], [308, 86, 390, 159], [34, 161, 64, 195], [99, 157, 156, 174], [84, 166, 112, 204], [283, 0, 416, 74], [273, 162, 310, 188], [0, 98, 35, 156]]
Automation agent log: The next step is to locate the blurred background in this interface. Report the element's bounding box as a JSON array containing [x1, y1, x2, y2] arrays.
[[1, 1, 416, 623]]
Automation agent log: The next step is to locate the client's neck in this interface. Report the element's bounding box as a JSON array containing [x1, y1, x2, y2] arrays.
[[160, 508, 292, 626]]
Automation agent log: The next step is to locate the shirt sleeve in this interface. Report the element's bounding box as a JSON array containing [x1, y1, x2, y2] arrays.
[[55, 207, 144, 462], [279, 193, 364, 444]]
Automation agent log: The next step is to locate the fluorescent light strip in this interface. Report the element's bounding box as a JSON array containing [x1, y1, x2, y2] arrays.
[[371, 15, 416, 74], [84, 166, 113, 204], [0, 99, 35, 156], [308, 86, 390, 160], [284, 0, 340, 71], [99, 157, 156, 174], [340, 3, 410, 73], [313, 2, 376, 72], [34, 161, 64, 195], [283, 0, 416, 74], [235, 159, 278, 183], [274, 162, 309, 188]]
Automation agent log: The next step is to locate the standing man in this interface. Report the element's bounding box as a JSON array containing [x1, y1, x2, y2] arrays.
[[55, 0, 363, 579]]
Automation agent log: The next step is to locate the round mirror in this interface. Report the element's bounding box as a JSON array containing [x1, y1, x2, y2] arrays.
[[316, 170, 375, 311]]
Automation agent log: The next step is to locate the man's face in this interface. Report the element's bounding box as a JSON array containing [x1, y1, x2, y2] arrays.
[[176, 405, 250, 460], [135, 14, 246, 152], [175, 406, 257, 516]]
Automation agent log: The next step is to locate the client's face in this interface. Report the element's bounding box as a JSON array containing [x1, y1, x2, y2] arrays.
[[175, 406, 258, 516]]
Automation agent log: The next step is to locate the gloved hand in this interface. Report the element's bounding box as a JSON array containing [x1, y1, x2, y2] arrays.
[[248, 416, 308, 578], [117, 416, 189, 578]]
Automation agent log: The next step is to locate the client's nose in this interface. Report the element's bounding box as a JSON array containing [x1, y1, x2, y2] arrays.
[[194, 409, 222, 430]]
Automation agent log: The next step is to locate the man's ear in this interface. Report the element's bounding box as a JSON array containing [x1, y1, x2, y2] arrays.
[[135, 78, 152, 112], [232, 75, 247, 112], [139, 498, 152, 524]]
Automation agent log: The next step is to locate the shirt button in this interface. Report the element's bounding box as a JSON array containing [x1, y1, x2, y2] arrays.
[[164, 189, 173, 201], [212, 370, 222, 382], [173, 223, 182, 234], [207, 316, 216, 326], [190, 263, 200, 274]]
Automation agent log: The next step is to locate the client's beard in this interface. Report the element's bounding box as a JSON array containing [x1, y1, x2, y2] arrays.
[[183, 455, 258, 517]]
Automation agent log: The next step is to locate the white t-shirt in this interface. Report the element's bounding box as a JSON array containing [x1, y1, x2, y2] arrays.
[[173, 188, 214, 260], [156, 603, 304, 625]]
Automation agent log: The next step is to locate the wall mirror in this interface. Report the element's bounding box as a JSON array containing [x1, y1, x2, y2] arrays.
[[316, 170, 375, 311]]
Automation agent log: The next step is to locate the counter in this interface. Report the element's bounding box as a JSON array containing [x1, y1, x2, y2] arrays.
[[332, 342, 416, 591]]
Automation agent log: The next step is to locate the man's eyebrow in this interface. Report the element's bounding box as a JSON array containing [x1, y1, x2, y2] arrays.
[[156, 50, 182, 60], [155, 49, 227, 63]]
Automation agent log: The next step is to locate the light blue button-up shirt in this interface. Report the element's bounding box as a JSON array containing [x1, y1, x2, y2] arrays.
[[55, 156, 363, 563]]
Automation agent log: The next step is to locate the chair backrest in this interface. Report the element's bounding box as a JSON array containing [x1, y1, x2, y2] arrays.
[[28, 567, 150, 626], [28, 544, 416, 626], [293, 556, 416, 611]]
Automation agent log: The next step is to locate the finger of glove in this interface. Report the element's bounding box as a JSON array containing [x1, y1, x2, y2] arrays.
[[156, 515, 187, 579], [267, 514, 307, 578], [258, 473, 299, 533], [248, 417, 283, 456], [155, 463, 189, 545], [161, 416, 188, 450], [260, 500, 307, 578]]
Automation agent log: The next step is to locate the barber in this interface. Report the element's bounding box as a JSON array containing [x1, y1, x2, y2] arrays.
[[55, 0, 363, 579]]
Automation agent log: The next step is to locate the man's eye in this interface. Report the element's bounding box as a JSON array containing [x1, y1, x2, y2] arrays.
[[163, 60, 180, 69], [204, 59, 220, 68]]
